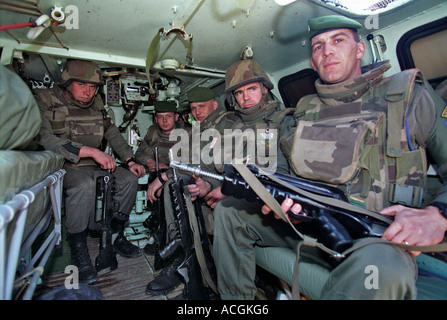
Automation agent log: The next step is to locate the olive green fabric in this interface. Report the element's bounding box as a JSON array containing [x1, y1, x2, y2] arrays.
[[282, 61, 447, 211], [224, 59, 274, 115], [308, 15, 362, 39], [0, 150, 64, 242], [154, 100, 177, 113], [186, 86, 215, 103], [0, 65, 41, 150], [58, 60, 104, 87], [34, 86, 134, 165]]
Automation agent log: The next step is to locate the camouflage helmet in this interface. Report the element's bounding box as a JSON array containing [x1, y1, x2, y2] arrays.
[[225, 60, 273, 99], [59, 60, 105, 87]]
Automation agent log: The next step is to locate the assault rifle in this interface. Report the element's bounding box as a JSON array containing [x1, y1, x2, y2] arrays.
[[164, 164, 216, 299], [94, 170, 118, 275], [169, 161, 391, 254]]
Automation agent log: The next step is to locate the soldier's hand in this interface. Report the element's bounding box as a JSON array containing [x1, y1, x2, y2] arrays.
[[261, 198, 302, 224], [203, 186, 227, 209], [79, 146, 116, 171], [381, 205, 447, 257], [188, 176, 211, 201], [128, 162, 146, 178], [147, 178, 163, 203]]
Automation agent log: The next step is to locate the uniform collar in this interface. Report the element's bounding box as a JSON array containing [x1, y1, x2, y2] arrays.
[[238, 100, 281, 125], [315, 60, 391, 106]]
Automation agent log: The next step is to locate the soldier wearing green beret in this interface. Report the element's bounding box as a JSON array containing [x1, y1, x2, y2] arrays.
[[144, 86, 240, 296], [135, 100, 180, 173], [213, 15, 447, 300], [34, 60, 146, 284]]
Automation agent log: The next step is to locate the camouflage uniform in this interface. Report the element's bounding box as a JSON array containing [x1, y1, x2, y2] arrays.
[[35, 60, 141, 283], [213, 60, 296, 299], [282, 60, 447, 209], [212, 19, 447, 299], [161, 92, 241, 240], [222, 59, 293, 174], [145, 87, 241, 295], [35, 61, 138, 234], [135, 124, 179, 166]]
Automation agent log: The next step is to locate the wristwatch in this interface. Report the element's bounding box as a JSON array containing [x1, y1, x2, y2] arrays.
[[158, 172, 167, 185], [125, 157, 136, 165], [430, 201, 447, 220]]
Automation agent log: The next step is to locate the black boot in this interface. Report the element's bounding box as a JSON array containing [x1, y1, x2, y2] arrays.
[[145, 256, 183, 295], [111, 213, 141, 258], [68, 231, 98, 284]]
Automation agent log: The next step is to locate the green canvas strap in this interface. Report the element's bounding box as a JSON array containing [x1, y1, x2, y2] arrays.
[[385, 71, 407, 158], [145, 26, 194, 94], [145, 27, 164, 94], [232, 162, 342, 257]]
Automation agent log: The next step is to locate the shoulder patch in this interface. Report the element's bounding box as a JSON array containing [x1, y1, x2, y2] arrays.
[[442, 106, 447, 118]]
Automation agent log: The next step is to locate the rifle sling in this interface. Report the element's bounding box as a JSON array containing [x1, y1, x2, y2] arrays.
[[232, 162, 447, 254], [232, 162, 447, 300], [232, 162, 343, 257]]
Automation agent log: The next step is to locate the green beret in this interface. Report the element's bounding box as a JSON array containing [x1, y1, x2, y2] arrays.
[[187, 86, 215, 103], [154, 100, 177, 113], [308, 15, 362, 40]]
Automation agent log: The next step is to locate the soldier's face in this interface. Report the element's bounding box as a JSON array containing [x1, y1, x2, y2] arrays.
[[310, 29, 365, 84], [233, 82, 267, 109], [190, 99, 218, 123], [155, 112, 178, 133], [69, 81, 97, 103]]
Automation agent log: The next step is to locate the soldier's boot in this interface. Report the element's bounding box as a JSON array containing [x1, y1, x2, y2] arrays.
[[145, 255, 183, 295], [111, 213, 142, 258], [68, 230, 98, 284]]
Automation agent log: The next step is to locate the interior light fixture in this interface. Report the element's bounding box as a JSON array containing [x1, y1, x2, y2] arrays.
[[274, 0, 298, 6]]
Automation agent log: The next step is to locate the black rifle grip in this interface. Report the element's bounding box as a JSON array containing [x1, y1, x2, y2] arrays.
[[313, 209, 353, 252]]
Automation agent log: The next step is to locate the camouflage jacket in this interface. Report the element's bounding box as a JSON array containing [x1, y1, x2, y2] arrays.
[[281, 61, 447, 210], [232, 100, 294, 175], [34, 86, 133, 164], [134, 124, 185, 167]]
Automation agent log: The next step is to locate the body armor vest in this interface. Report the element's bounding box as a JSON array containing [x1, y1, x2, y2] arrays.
[[144, 124, 181, 165], [285, 63, 427, 211], [231, 101, 293, 170], [36, 88, 108, 149]]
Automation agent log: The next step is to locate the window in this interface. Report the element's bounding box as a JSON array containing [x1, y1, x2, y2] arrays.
[[278, 69, 319, 109], [397, 16, 447, 84]]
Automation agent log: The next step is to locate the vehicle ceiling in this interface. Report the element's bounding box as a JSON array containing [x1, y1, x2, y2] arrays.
[[0, 0, 445, 97]]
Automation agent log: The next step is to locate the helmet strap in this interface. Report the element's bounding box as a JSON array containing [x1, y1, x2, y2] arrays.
[[235, 82, 270, 115]]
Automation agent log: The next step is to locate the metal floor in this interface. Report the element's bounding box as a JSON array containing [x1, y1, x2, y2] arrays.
[[34, 235, 184, 300]]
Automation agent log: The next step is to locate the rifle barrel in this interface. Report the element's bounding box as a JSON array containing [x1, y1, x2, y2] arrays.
[[170, 161, 224, 182]]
